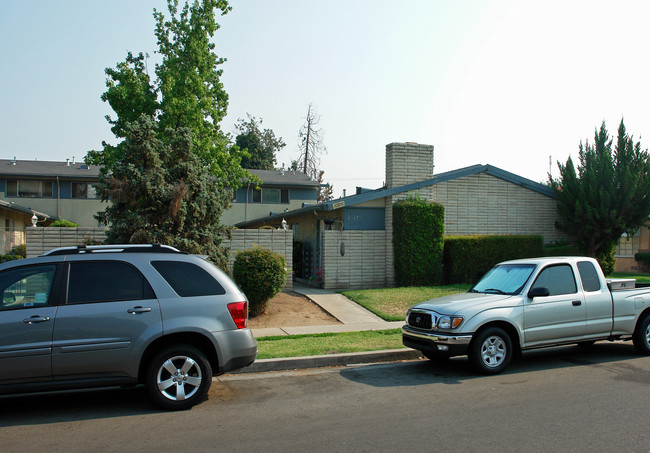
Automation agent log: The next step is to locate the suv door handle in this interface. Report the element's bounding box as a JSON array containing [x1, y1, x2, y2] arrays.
[[572, 300, 582, 306], [24, 315, 51, 324], [128, 306, 152, 314]]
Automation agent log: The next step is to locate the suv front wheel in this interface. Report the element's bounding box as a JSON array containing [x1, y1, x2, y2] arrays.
[[146, 345, 212, 410]]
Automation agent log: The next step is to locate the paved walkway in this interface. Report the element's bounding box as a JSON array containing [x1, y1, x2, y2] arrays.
[[250, 284, 405, 338]]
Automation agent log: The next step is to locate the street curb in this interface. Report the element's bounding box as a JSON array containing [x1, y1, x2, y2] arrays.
[[232, 349, 423, 374]]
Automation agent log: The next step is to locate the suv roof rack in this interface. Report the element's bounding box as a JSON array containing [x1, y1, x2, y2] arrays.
[[42, 243, 187, 256]]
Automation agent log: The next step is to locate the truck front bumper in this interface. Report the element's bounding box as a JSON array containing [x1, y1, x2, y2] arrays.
[[402, 325, 473, 357]]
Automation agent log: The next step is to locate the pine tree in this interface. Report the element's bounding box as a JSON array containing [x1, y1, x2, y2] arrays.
[[551, 119, 650, 270]]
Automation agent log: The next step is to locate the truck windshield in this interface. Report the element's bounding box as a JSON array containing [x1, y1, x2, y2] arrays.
[[470, 264, 536, 295]]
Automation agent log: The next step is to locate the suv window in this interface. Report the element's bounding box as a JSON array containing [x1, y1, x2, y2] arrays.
[[577, 261, 601, 292], [0, 264, 57, 310], [67, 261, 155, 304], [152, 261, 225, 297], [531, 264, 577, 296]]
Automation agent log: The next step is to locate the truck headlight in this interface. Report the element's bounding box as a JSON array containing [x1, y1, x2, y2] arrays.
[[438, 315, 463, 329]]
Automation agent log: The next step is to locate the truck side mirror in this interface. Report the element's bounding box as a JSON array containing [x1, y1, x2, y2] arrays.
[[528, 287, 550, 298]]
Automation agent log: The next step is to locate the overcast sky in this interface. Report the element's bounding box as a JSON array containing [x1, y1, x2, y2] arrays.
[[2, 0, 650, 198]]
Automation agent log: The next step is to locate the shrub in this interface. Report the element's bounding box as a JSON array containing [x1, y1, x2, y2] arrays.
[[1, 244, 27, 263], [635, 252, 650, 273], [393, 196, 445, 286], [0, 254, 23, 263], [635, 252, 650, 265], [596, 243, 616, 275], [9, 244, 26, 258], [48, 220, 78, 227], [443, 235, 544, 284], [233, 247, 287, 317]]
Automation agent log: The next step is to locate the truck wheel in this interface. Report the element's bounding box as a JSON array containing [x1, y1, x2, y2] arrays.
[[146, 345, 212, 411], [469, 327, 512, 374], [633, 314, 650, 355]]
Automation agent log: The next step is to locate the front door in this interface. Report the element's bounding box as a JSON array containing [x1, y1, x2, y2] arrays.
[[0, 264, 58, 383], [523, 264, 586, 346]]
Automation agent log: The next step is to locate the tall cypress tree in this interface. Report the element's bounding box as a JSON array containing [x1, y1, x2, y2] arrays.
[[551, 120, 650, 271]]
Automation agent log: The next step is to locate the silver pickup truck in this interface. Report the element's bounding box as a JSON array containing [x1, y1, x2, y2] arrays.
[[402, 256, 650, 374]]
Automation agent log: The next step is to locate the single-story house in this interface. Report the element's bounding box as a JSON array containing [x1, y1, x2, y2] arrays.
[[236, 142, 573, 290]]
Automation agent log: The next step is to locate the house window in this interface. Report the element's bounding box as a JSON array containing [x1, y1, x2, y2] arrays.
[[262, 188, 280, 203], [249, 188, 290, 204], [6, 180, 53, 198], [72, 182, 98, 199]]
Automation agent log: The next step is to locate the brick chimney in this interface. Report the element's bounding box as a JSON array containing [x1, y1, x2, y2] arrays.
[[384, 142, 434, 286]]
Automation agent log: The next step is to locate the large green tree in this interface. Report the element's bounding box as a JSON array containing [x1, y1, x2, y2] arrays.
[[96, 116, 231, 265], [234, 114, 285, 170], [550, 119, 650, 270], [87, 0, 247, 267]]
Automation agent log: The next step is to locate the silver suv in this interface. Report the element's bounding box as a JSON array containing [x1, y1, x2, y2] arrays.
[[0, 244, 257, 410]]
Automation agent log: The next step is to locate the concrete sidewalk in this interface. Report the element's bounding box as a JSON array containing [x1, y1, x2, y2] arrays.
[[235, 284, 421, 374], [250, 284, 405, 338]]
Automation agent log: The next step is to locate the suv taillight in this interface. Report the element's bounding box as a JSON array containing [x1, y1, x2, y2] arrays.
[[227, 301, 248, 329]]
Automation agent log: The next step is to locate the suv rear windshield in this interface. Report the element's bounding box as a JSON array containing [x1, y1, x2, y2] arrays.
[[151, 261, 225, 297]]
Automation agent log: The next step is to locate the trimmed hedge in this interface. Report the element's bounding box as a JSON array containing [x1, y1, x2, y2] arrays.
[[443, 235, 544, 284], [233, 247, 287, 317], [393, 197, 445, 286]]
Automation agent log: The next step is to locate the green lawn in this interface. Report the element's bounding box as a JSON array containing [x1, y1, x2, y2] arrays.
[[256, 329, 404, 359], [342, 284, 471, 321]]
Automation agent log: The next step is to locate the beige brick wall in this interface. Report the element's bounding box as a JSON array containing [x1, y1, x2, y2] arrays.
[[431, 172, 569, 242], [321, 230, 387, 290], [26, 227, 293, 290]]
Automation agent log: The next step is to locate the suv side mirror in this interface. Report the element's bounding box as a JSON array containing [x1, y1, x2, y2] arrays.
[[528, 287, 550, 298]]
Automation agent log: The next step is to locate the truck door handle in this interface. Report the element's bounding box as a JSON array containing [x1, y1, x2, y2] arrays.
[[128, 306, 152, 314], [572, 300, 582, 306], [23, 315, 51, 324]]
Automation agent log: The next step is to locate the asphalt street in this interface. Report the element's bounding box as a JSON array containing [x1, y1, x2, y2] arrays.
[[1, 341, 648, 453]]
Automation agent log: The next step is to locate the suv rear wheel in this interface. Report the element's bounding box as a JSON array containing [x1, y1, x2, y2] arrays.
[[146, 345, 212, 410]]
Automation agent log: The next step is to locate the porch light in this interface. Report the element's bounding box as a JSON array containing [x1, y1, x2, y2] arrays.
[[31, 213, 38, 227]]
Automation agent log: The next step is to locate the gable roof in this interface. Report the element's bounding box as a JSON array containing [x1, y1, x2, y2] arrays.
[[235, 163, 555, 227], [0, 159, 100, 179]]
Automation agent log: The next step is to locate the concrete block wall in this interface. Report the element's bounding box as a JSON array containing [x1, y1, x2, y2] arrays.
[[321, 230, 387, 291], [26, 227, 293, 290], [430, 172, 570, 243], [26, 227, 107, 257], [384, 142, 435, 286]]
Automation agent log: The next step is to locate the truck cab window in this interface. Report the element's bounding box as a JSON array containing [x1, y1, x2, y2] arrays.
[[531, 264, 577, 296], [577, 261, 601, 292]]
